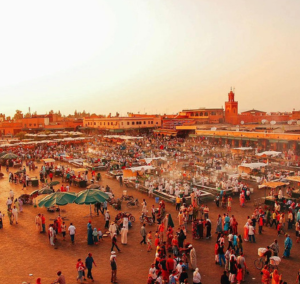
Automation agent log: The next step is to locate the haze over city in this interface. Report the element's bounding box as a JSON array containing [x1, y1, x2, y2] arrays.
[[1, 0, 299, 116]]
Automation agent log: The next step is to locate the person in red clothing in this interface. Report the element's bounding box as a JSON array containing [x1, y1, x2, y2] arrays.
[[49, 172, 53, 181], [215, 241, 219, 264], [276, 223, 282, 236], [166, 255, 175, 275], [236, 264, 243, 284], [76, 259, 86, 283], [41, 214, 46, 233], [154, 234, 160, 247]]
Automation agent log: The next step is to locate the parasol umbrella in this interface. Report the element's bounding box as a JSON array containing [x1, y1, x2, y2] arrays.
[[1, 153, 18, 160], [48, 181, 60, 187], [38, 192, 77, 208], [38, 187, 55, 195], [74, 189, 109, 217], [0, 152, 7, 158], [86, 184, 101, 190], [30, 189, 40, 198]]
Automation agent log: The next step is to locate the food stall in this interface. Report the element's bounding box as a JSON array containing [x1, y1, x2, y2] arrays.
[[72, 168, 88, 188], [259, 181, 290, 206], [238, 162, 267, 175], [123, 166, 156, 181], [285, 176, 300, 198]]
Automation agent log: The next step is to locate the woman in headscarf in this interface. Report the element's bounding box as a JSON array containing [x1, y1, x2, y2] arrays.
[[243, 222, 249, 242], [239, 193, 245, 207], [87, 222, 94, 245], [283, 234, 292, 258], [205, 218, 212, 239], [231, 217, 238, 235], [216, 214, 222, 234], [223, 214, 230, 232], [197, 220, 203, 239], [57, 215, 62, 234], [229, 255, 237, 283], [178, 228, 186, 248]]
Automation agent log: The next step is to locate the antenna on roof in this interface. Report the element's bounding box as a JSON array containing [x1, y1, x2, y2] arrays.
[[233, 87, 235, 93], [230, 86, 232, 91]]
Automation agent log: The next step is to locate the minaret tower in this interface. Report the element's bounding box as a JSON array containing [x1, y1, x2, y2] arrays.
[[225, 87, 238, 124]]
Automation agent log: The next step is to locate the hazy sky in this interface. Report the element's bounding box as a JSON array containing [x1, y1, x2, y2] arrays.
[[0, 0, 299, 117]]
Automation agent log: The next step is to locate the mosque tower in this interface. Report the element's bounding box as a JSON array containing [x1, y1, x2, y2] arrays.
[[225, 87, 239, 124]]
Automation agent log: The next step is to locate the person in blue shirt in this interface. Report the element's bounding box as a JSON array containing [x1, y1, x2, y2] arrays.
[[85, 253, 97, 282]]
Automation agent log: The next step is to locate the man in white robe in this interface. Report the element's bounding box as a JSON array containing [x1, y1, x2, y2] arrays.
[[12, 206, 18, 224], [120, 226, 128, 244], [190, 246, 197, 270], [109, 222, 117, 239]]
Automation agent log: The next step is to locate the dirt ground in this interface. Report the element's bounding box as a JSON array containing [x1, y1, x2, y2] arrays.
[[1, 165, 299, 284]]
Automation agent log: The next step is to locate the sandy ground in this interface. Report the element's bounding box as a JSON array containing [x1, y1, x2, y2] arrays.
[[0, 165, 299, 284]]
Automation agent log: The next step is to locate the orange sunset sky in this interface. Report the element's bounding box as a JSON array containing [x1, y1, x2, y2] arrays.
[[0, 0, 299, 116]]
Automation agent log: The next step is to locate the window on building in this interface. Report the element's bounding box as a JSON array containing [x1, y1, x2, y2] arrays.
[[151, 121, 153, 124], [200, 112, 203, 116], [195, 112, 199, 116], [104, 122, 105, 125], [191, 113, 194, 117], [34, 124, 36, 126], [148, 121, 150, 124], [132, 122, 135, 125], [143, 121, 146, 124], [204, 112, 208, 116], [29, 124, 32, 127], [127, 122, 129, 125], [94, 122, 96, 125], [108, 122, 110, 125], [156, 122, 158, 125], [211, 112, 216, 115]]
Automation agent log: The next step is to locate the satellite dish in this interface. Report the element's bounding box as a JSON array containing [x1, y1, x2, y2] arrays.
[[288, 120, 293, 125], [297, 120, 300, 125], [270, 121, 276, 125], [261, 119, 267, 124], [211, 127, 217, 131], [241, 121, 244, 125]]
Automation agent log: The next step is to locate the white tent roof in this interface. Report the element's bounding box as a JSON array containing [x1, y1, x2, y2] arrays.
[[126, 166, 155, 172], [103, 135, 143, 140], [239, 162, 267, 169], [143, 157, 167, 164], [233, 147, 253, 151], [256, 151, 282, 157]]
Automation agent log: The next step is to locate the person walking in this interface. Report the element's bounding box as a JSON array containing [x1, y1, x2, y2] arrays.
[[110, 252, 117, 283], [282, 234, 292, 258], [85, 253, 96, 282], [105, 210, 110, 229], [76, 259, 85, 283], [248, 223, 256, 243], [140, 223, 147, 244], [12, 206, 18, 224], [111, 233, 121, 252], [237, 252, 247, 281], [218, 242, 226, 267], [68, 223, 76, 244]]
